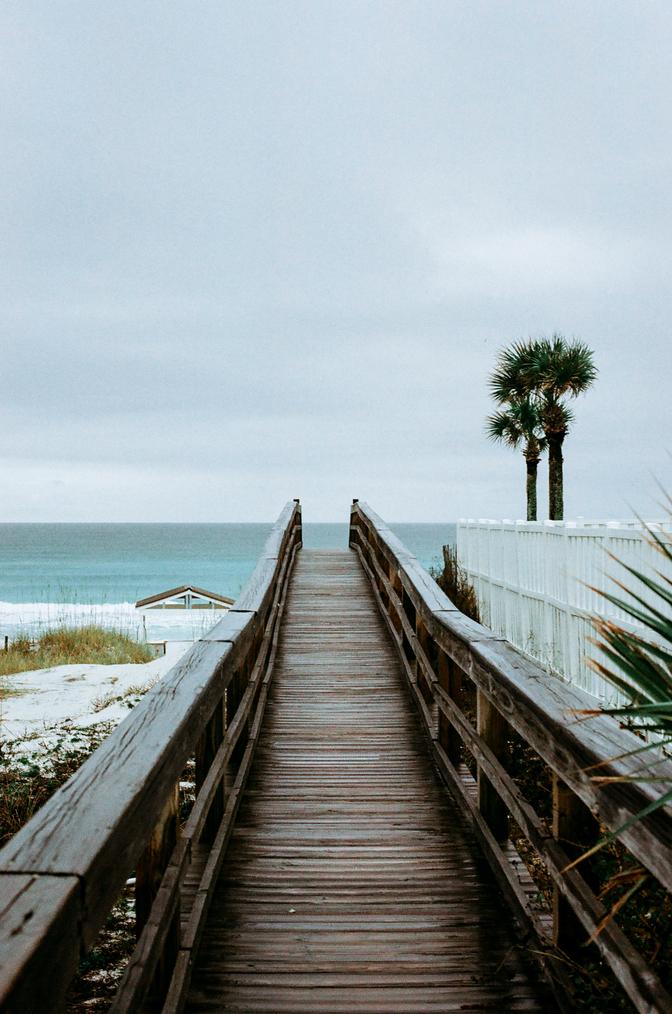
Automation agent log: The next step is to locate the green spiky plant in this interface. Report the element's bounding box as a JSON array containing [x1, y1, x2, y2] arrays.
[[565, 513, 672, 905], [486, 396, 547, 520]]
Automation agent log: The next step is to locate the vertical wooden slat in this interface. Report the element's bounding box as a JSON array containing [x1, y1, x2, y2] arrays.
[[388, 563, 405, 645], [553, 772, 598, 951], [293, 498, 302, 548], [233, 658, 251, 766], [476, 690, 509, 840], [415, 616, 435, 724], [371, 533, 388, 610], [195, 700, 224, 843], [135, 783, 180, 1002], [401, 587, 417, 676], [349, 498, 359, 551], [135, 785, 179, 934], [437, 648, 462, 766]]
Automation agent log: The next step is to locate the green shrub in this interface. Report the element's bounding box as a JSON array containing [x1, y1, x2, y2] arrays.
[[1, 625, 153, 680], [430, 544, 481, 622]]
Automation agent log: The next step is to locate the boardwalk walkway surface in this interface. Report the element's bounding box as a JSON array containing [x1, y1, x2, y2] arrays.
[[186, 550, 549, 1013]]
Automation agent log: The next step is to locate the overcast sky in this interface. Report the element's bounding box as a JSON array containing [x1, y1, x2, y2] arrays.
[[1, 1, 670, 522]]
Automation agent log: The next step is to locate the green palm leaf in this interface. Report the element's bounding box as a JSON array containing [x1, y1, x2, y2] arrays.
[[563, 514, 672, 914]]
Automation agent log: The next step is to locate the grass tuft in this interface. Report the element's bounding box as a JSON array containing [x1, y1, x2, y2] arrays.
[[430, 544, 481, 622], [0, 625, 153, 681]]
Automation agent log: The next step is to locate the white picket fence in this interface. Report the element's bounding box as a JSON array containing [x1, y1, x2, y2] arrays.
[[456, 518, 672, 703]]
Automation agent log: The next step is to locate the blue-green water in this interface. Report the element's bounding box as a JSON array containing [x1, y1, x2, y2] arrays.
[[0, 523, 455, 640], [0, 523, 454, 603]]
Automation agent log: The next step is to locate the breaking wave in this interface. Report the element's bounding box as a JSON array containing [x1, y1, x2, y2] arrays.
[[0, 601, 221, 642]]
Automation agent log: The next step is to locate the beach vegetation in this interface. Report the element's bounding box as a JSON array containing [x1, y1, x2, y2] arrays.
[[431, 544, 481, 622], [0, 625, 153, 682], [0, 728, 140, 1011], [489, 334, 597, 519], [0, 685, 175, 1009], [526, 508, 672, 1006], [91, 677, 159, 713], [0, 726, 114, 846], [570, 511, 672, 868]]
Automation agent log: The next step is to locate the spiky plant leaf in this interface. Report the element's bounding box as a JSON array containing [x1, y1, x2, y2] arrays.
[[565, 517, 672, 935], [485, 396, 546, 453]]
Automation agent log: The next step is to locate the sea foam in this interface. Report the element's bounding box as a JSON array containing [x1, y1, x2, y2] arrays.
[[0, 601, 221, 642]]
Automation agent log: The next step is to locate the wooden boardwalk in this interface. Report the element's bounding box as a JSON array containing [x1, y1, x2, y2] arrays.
[[4, 502, 671, 1013], [186, 550, 549, 1013]]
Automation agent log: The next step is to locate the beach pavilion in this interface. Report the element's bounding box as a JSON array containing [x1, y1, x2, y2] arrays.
[[135, 585, 235, 611]]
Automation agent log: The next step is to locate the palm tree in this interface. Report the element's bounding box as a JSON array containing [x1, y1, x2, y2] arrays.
[[529, 335, 597, 520], [489, 335, 597, 520], [486, 397, 546, 520]]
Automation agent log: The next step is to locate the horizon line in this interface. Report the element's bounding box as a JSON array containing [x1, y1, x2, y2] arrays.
[[0, 519, 458, 525]]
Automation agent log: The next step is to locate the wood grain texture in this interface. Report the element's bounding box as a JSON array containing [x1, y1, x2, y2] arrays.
[[0, 873, 81, 1013], [0, 501, 302, 1012], [352, 502, 672, 895], [0, 638, 233, 949], [112, 526, 301, 1014], [186, 551, 550, 1013], [352, 502, 672, 1013]]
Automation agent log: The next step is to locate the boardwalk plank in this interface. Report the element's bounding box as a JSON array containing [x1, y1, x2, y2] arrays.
[[186, 550, 550, 1013]]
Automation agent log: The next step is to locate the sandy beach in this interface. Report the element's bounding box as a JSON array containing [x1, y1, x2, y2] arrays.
[[0, 641, 191, 755]]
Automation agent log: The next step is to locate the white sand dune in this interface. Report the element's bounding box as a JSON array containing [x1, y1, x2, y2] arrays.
[[0, 641, 190, 751]]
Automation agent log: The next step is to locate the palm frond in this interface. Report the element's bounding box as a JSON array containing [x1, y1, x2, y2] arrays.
[[532, 334, 598, 399], [488, 340, 538, 404], [566, 514, 672, 907], [486, 410, 522, 449], [486, 395, 545, 454], [489, 335, 595, 457], [564, 788, 672, 873]]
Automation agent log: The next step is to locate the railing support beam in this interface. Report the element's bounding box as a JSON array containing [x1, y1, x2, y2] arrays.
[[135, 783, 180, 1001], [476, 690, 509, 841], [437, 648, 462, 766], [196, 700, 225, 843], [552, 773, 598, 953]]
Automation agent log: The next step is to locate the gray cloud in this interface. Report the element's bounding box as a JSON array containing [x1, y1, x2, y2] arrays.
[[1, 1, 670, 521]]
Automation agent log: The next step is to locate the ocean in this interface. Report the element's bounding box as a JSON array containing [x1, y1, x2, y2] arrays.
[[0, 522, 455, 641]]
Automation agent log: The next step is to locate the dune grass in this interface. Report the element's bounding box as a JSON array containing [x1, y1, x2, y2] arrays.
[[430, 544, 481, 622], [0, 625, 153, 681]]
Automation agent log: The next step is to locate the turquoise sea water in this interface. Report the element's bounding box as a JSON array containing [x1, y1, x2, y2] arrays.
[[0, 524, 455, 636], [0, 523, 455, 604]]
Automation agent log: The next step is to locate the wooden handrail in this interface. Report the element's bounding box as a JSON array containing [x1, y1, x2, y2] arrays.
[[350, 500, 672, 1014], [0, 500, 302, 1014]]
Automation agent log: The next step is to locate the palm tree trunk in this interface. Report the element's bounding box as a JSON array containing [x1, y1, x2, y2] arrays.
[[548, 436, 564, 520], [525, 454, 539, 521]]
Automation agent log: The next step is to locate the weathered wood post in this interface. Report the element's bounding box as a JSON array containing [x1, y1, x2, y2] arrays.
[[348, 499, 359, 549], [389, 562, 403, 637], [195, 699, 225, 842], [552, 773, 597, 951], [401, 586, 417, 680], [476, 691, 509, 840], [371, 531, 388, 610], [293, 499, 303, 548], [415, 615, 437, 734], [230, 655, 250, 766], [135, 783, 180, 1000], [437, 648, 462, 765]]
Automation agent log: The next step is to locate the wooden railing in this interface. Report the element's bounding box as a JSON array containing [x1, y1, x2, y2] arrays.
[[350, 500, 672, 1014], [0, 499, 302, 1014]]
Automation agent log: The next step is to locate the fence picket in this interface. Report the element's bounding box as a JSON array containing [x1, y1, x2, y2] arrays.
[[457, 519, 671, 702]]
